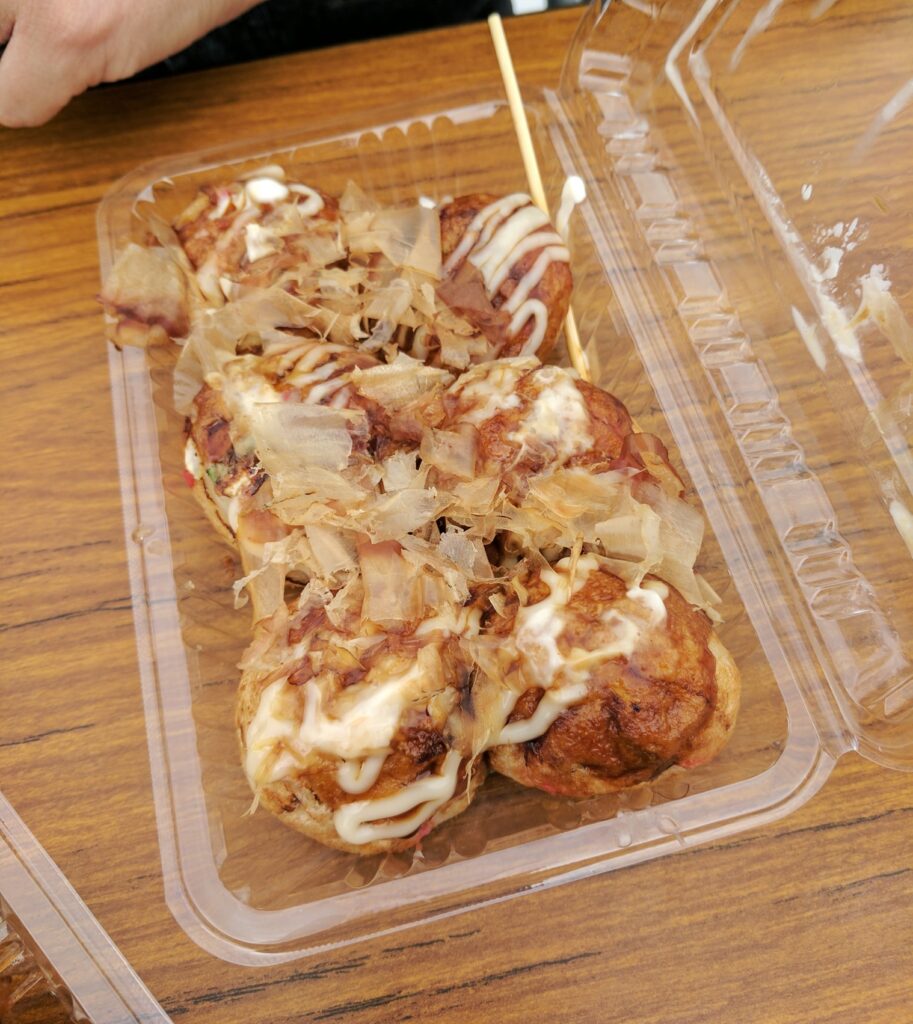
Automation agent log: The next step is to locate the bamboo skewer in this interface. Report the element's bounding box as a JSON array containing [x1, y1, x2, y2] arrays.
[[487, 13, 591, 383]]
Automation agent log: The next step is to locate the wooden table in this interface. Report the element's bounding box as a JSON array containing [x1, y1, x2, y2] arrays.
[[2, 8, 912, 1023]]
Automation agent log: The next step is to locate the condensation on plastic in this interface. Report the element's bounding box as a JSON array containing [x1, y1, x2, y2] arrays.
[[96, 0, 913, 965], [0, 791, 168, 1022]]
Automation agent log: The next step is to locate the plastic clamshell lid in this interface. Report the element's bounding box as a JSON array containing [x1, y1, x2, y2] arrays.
[[0, 790, 167, 1022], [556, 0, 913, 766], [96, 0, 912, 964]]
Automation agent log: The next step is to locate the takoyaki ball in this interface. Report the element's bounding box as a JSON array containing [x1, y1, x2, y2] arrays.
[[432, 359, 643, 499], [480, 555, 740, 796], [173, 171, 340, 306], [183, 338, 448, 542], [438, 193, 573, 361], [237, 601, 485, 854]]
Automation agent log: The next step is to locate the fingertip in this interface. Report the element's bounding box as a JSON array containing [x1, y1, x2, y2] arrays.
[[0, 91, 64, 128], [0, 112, 52, 128], [0, 97, 60, 128], [0, 27, 72, 128]]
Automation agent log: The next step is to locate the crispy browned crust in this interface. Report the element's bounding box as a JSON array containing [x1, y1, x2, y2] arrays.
[[439, 194, 572, 362], [487, 570, 741, 796], [188, 385, 234, 462], [679, 634, 740, 769], [569, 381, 639, 471], [170, 185, 737, 840], [245, 755, 486, 857], [488, 635, 738, 796]]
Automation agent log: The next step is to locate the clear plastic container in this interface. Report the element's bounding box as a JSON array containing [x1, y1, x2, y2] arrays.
[[0, 790, 167, 1022], [96, 0, 913, 965]]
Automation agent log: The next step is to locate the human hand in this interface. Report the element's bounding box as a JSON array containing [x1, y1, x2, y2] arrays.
[[0, 0, 260, 127]]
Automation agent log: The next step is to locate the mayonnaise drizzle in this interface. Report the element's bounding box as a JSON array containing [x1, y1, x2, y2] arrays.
[[471, 206, 551, 284], [629, 579, 669, 623], [291, 357, 340, 387], [305, 377, 349, 405], [243, 657, 435, 794], [218, 366, 282, 427], [443, 194, 570, 350], [299, 661, 427, 760], [566, 611, 641, 672], [507, 366, 593, 460], [184, 438, 203, 479], [289, 183, 325, 218], [443, 194, 529, 274], [555, 175, 586, 240], [486, 230, 565, 293], [206, 174, 326, 275], [245, 177, 290, 205], [495, 561, 671, 748], [244, 678, 301, 785], [414, 603, 482, 639], [513, 554, 599, 686], [514, 301, 549, 354], [288, 341, 338, 376], [452, 360, 531, 425], [196, 206, 259, 302], [285, 356, 347, 405], [503, 246, 571, 314], [561, 580, 669, 674], [224, 494, 242, 533], [333, 749, 462, 845], [497, 682, 589, 745], [208, 190, 232, 221], [337, 754, 388, 795]]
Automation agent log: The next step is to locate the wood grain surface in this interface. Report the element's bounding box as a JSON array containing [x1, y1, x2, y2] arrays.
[[2, 8, 912, 1023]]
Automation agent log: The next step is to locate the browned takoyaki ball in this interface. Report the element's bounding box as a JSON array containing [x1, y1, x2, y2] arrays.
[[236, 594, 485, 856], [438, 193, 573, 362], [478, 555, 740, 796], [182, 335, 450, 542]]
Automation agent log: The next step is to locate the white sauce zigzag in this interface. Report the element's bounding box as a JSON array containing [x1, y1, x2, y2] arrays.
[[336, 754, 388, 795], [444, 194, 570, 353], [333, 750, 463, 844]]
